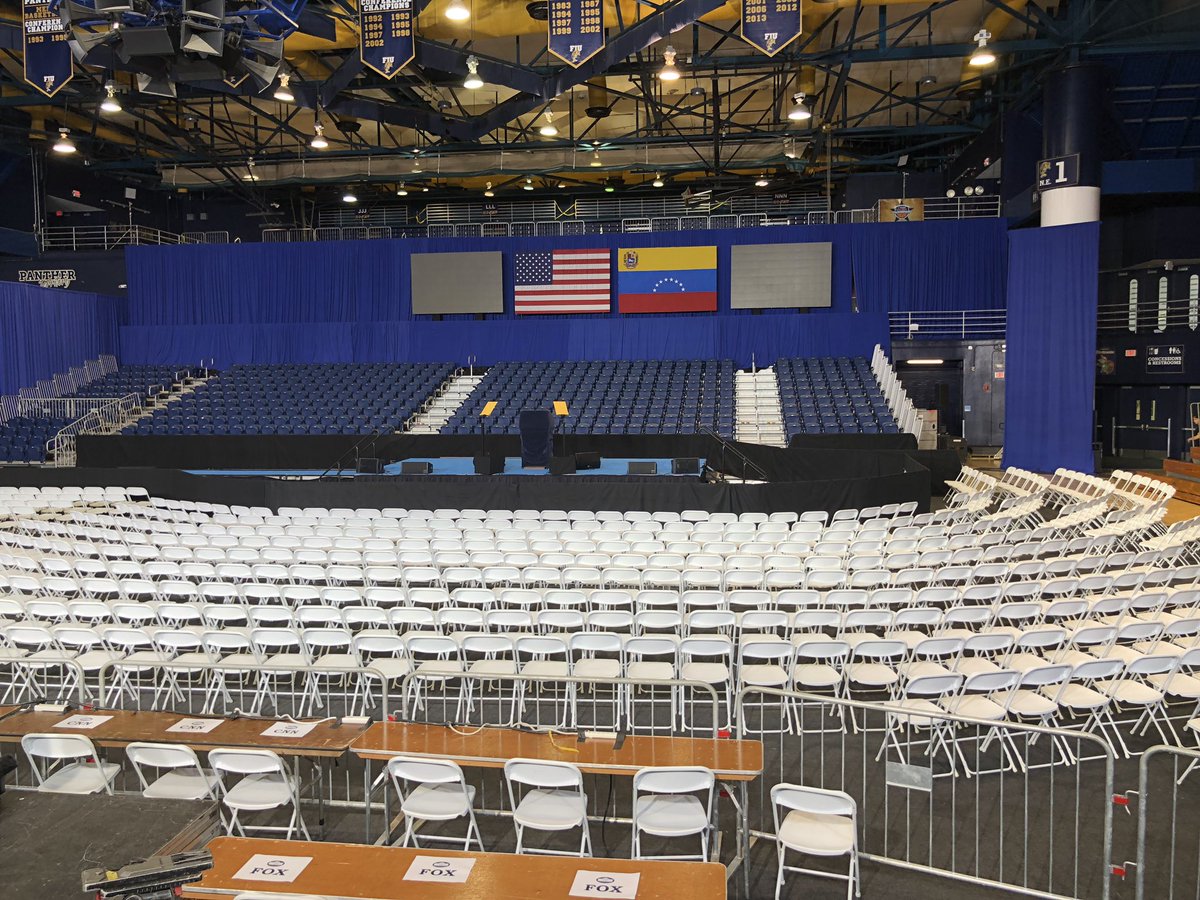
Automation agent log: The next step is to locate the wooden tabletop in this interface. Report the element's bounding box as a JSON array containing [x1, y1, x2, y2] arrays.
[[0, 709, 368, 757], [183, 836, 728, 900], [351, 722, 763, 780], [0, 705, 21, 722]]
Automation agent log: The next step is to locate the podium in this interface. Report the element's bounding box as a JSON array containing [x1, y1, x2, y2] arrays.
[[519, 408, 554, 468]]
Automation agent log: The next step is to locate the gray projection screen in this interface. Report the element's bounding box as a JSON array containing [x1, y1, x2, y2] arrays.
[[730, 242, 833, 309], [411, 251, 505, 314]]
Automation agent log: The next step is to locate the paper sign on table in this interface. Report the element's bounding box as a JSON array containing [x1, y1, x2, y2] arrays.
[[260, 720, 317, 739], [232, 853, 313, 883], [166, 718, 223, 734], [53, 714, 112, 730], [570, 870, 641, 898], [402, 855, 477, 883]]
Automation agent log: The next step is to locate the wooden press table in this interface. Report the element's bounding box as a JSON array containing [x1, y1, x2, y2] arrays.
[[350, 723, 762, 889], [183, 835, 728, 899]]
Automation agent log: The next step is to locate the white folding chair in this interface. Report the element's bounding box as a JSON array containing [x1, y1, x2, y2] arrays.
[[21, 733, 119, 794], [631, 766, 715, 861], [771, 783, 860, 900], [126, 741, 219, 800], [504, 758, 592, 857], [386, 756, 482, 851], [208, 748, 310, 839]]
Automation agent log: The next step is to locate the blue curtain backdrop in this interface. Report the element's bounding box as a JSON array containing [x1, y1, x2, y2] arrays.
[[1003, 223, 1100, 473], [0, 281, 120, 395], [121, 219, 1007, 368]]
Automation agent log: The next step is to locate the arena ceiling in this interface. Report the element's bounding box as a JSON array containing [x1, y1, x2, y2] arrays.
[[0, 0, 1197, 203]]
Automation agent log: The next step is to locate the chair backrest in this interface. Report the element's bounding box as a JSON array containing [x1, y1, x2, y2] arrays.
[[208, 748, 286, 776], [505, 757, 583, 789], [22, 732, 96, 761], [771, 782, 856, 818], [388, 755, 468, 788], [633, 765, 714, 797]]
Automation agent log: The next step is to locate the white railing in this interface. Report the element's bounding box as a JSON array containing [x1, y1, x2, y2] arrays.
[[1099, 295, 1200, 333], [38, 226, 201, 252], [16, 397, 129, 422], [889, 308, 1008, 340], [46, 393, 144, 467], [872, 343, 922, 437], [3, 355, 117, 424]]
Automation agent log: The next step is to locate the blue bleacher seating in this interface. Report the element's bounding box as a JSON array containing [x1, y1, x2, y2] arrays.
[[775, 356, 897, 441]]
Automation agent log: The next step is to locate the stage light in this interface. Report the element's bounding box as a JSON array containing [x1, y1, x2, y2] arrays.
[[907, 358, 945, 365], [100, 82, 121, 114], [463, 56, 483, 90], [343, 189, 357, 203], [963, 186, 976, 196], [310, 123, 328, 149], [445, 0, 469, 21], [52, 128, 76, 154], [973, 185, 985, 195], [538, 109, 557, 137], [945, 188, 956, 198], [787, 92, 811, 122], [589, 149, 602, 167], [658, 45, 681, 81], [397, 184, 408, 196], [652, 172, 664, 188], [557, 180, 567, 188], [755, 174, 769, 187], [273, 73, 294, 103], [522, 177, 534, 191], [969, 29, 995, 67], [604, 183, 615, 193], [483, 181, 494, 197]]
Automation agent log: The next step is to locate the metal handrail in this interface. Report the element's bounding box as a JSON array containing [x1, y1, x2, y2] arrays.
[[38, 226, 202, 252], [46, 392, 144, 467], [889, 308, 1008, 340]]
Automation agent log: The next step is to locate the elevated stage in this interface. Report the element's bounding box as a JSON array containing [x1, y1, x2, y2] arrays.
[[184, 457, 705, 478], [1163, 458, 1200, 506]]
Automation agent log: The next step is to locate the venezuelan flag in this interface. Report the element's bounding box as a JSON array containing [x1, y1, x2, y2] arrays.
[[616, 246, 718, 313]]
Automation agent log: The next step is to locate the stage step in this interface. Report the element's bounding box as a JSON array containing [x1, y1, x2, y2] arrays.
[[1163, 459, 1200, 505], [735, 368, 787, 447], [406, 371, 485, 434], [111, 372, 215, 433]]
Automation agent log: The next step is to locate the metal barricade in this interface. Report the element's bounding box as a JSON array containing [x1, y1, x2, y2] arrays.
[[737, 687, 1116, 900], [1135, 745, 1200, 900]]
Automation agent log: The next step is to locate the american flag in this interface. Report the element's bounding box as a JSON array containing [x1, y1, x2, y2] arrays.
[[514, 249, 611, 315]]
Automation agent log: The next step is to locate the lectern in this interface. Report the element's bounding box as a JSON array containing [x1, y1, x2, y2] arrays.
[[519, 408, 554, 468]]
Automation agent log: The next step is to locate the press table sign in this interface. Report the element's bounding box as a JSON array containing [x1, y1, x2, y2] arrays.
[[53, 714, 112, 730], [402, 855, 477, 883], [232, 854, 312, 883], [167, 718, 223, 734], [569, 870, 642, 897], [260, 720, 318, 738]]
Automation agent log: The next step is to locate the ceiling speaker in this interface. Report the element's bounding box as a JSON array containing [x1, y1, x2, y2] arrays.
[[136, 72, 177, 97], [119, 25, 177, 57], [181, 20, 224, 56]]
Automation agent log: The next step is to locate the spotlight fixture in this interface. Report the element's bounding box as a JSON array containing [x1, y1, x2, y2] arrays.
[[604, 182, 615, 193], [484, 181, 495, 197], [412, 157, 423, 174], [397, 184, 408, 196], [969, 28, 995, 67], [538, 109, 558, 137], [342, 189, 357, 203], [973, 185, 985, 195], [52, 128, 76, 154], [689, 85, 706, 97], [589, 149, 602, 167], [658, 45, 681, 81], [463, 56, 484, 90], [273, 73, 294, 103], [310, 123, 328, 149], [963, 186, 976, 196], [787, 92, 812, 122], [652, 172, 664, 188], [918, 73, 938, 86], [100, 82, 121, 113], [557, 180, 567, 189], [522, 177, 534, 191], [445, 0, 469, 21], [755, 174, 770, 187], [945, 188, 956, 199]]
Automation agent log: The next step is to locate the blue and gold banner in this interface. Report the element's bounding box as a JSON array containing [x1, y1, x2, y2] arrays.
[[359, 0, 414, 80], [741, 0, 802, 57], [23, 0, 73, 97], [547, 0, 604, 68]]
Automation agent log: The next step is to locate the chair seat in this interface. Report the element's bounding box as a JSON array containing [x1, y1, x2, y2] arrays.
[[680, 662, 729, 685], [1052, 684, 1109, 711], [777, 808, 856, 856], [1151, 671, 1200, 698], [362, 658, 412, 681], [222, 772, 296, 810], [740, 663, 789, 687], [899, 661, 953, 681], [1100, 679, 1162, 706], [521, 661, 570, 679], [634, 793, 708, 837], [312, 653, 358, 672], [74, 650, 125, 672], [469, 659, 518, 677], [572, 659, 621, 681], [943, 694, 1006, 720], [144, 768, 219, 800], [513, 788, 588, 830], [792, 663, 841, 689], [955, 657, 1006, 676], [884, 697, 944, 728], [846, 663, 899, 688], [402, 782, 477, 821], [1008, 689, 1058, 717], [37, 761, 120, 794], [627, 662, 674, 682]]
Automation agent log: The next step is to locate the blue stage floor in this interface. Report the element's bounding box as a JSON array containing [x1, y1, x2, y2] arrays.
[[185, 457, 702, 478]]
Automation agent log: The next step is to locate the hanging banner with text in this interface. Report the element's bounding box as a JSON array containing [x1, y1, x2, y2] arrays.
[[23, 0, 74, 97], [547, 0, 605, 67], [359, 0, 414, 79], [741, 0, 802, 56]]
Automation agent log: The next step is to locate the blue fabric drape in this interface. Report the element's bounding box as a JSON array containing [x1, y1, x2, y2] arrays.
[[1003, 223, 1099, 473], [0, 281, 120, 395], [849, 219, 1009, 313]]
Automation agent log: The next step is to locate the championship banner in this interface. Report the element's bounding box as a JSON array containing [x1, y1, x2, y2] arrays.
[[23, 0, 74, 97], [547, 0, 604, 67], [741, 0, 802, 57], [877, 198, 924, 222], [359, 0, 414, 79]]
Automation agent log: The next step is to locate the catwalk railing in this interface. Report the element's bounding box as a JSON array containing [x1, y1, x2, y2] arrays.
[[38, 226, 201, 252], [1098, 296, 1200, 333], [889, 308, 1008, 340]]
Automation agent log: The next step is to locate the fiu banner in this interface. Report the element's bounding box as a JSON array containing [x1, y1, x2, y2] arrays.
[[741, 0, 802, 57], [547, 0, 605, 67], [23, 0, 73, 97], [359, 0, 415, 79]]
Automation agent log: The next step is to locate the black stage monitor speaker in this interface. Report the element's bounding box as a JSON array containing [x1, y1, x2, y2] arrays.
[[356, 457, 383, 475], [473, 454, 504, 475], [549, 456, 577, 475], [627, 461, 658, 475], [671, 457, 700, 475], [400, 461, 433, 475], [575, 451, 601, 471]]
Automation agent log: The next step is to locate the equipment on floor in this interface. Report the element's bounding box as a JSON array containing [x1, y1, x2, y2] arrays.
[[81, 850, 214, 900]]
